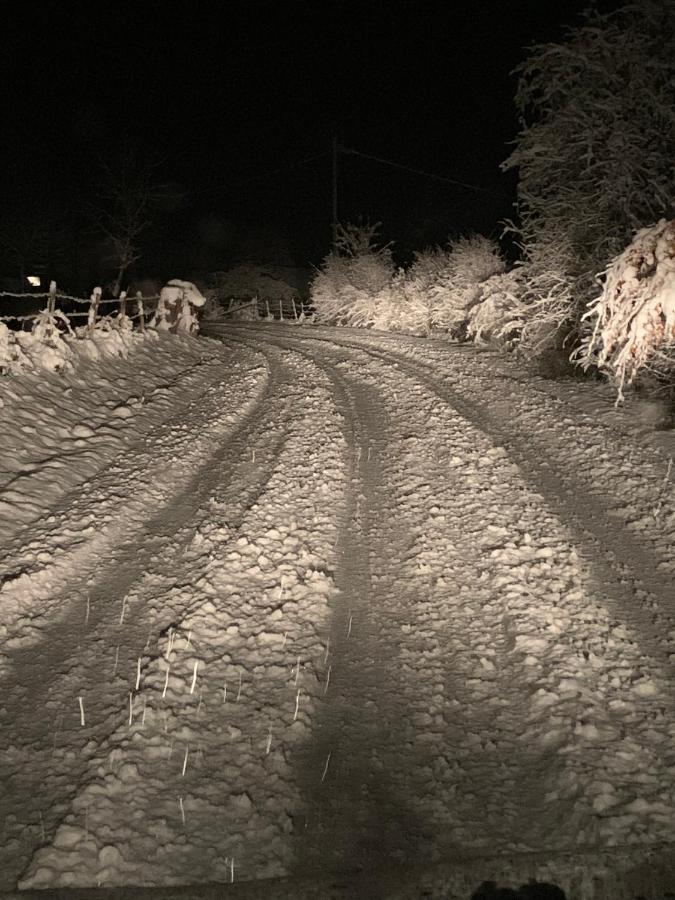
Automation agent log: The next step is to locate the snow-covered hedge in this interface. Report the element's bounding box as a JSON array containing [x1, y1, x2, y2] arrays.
[[311, 227, 509, 340], [578, 218, 675, 394]]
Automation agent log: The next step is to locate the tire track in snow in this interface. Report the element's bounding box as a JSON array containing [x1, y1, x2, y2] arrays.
[[241, 331, 576, 861], [14, 346, 348, 889], [277, 345, 433, 875], [0, 350, 290, 889], [215, 326, 675, 873], [0, 339, 229, 551], [246, 327, 675, 680]]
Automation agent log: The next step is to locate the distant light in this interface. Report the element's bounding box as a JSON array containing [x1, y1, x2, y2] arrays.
[[27, 276, 41, 287]]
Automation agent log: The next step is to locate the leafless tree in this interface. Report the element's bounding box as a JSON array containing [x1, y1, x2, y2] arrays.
[[86, 152, 179, 297]]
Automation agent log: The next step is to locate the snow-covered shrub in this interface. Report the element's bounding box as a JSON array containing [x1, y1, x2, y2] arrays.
[[311, 223, 396, 327], [341, 271, 431, 336], [466, 269, 525, 347], [502, 231, 582, 358], [0, 322, 31, 374], [407, 235, 506, 338], [69, 315, 139, 361], [15, 309, 74, 372], [153, 279, 205, 334], [577, 218, 675, 395]]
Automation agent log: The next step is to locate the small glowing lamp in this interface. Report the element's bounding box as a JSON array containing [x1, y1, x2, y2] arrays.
[[27, 276, 41, 287]]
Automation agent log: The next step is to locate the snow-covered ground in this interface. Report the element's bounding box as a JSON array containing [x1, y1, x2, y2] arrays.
[[1, 324, 674, 896]]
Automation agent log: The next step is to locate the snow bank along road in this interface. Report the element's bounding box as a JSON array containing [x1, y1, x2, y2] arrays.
[[1, 324, 675, 896]]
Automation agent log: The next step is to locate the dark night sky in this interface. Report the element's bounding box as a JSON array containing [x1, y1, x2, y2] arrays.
[[2, 1, 620, 276]]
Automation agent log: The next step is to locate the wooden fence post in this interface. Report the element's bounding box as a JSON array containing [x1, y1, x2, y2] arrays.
[[292, 298, 299, 320], [279, 298, 284, 321], [136, 292, 145, 332], [48, 280, 57, 316], [88, 287, 101, 334], [119, 290, 127, 321], [265, 299, 271, 319]]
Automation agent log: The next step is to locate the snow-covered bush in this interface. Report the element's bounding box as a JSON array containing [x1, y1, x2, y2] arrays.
[[407, 235, 506, 338], [466, 269, 525, 347], [0, 322, 31, 374], [69, 315, 138, 361], [312, 227, 511, 339], [153, 279, 205, 334], [340, 272, 431, 336], [0, 306, 165, 376], [311, 223, 396, 327], [503, 231, 581, 357], [577, 219, 675, 395], [14, 310, 74, 372], [502, 1, 675, 349]]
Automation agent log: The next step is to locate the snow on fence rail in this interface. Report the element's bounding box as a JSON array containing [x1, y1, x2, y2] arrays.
[[0, 280, 210, 375], [0, 281, 159, 331]]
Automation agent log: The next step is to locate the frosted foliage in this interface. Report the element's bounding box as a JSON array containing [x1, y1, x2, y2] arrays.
[[345, 275, 430, 335], [313, 272, 428, 335], [0, 322, 32, 374], [466, 270, 525, 346], [311, 224, 397, 328], [1, 312, 159, 377], [579, 219, 675, 392], [409, 236, 506, 337], [312, 230, 508, 339], [508, 233, 579, 355], [154, 280, 205, 334], [12, 311, 74, 373], [503, 1, 675, 288], [71, 318, 136, 360]]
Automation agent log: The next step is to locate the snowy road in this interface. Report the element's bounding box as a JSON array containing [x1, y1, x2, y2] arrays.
[[1, 325, 675, 894]]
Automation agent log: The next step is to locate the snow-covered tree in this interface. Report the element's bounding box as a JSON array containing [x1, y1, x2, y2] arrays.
[[503, 0, 675, 345], [577, 218, 675, 396], [86, 153, 180, 298]]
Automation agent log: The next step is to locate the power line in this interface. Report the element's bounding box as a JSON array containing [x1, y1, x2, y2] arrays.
[[204, 151, 330, 195], [339, 145, 508, 199], [238, 150, 331, 185]]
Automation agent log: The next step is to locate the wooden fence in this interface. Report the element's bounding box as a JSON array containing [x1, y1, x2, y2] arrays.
[[0, 281, 159, 332], [220, 295, 312, 321]]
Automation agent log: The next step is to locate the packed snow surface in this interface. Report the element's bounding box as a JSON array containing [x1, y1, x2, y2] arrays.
[[1, 324, 674, 895]]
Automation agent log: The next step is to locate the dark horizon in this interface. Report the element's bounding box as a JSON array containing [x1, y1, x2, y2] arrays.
[[2, 0, 623, 286]]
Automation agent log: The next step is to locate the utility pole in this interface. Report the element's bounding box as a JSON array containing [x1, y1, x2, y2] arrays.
[[331, 135, 338, 250]]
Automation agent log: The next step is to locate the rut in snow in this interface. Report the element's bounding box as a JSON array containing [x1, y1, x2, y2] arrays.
[[4, 323, 675, 893]]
